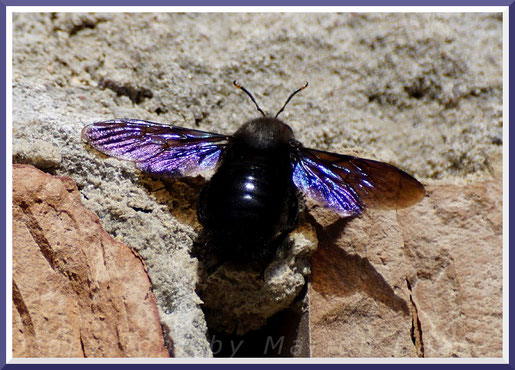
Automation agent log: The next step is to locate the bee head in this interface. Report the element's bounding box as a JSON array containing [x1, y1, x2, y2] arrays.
[[231, 81, 308, 150], [233, 118, 294, 151]]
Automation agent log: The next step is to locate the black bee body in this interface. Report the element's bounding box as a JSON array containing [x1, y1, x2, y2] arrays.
[[197, 118, 299, 262]]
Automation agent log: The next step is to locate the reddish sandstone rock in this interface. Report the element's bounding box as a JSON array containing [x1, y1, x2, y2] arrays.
[[399, 179, 503, 357], [309, 178, 502, 358], [12, 164, 169, 358]]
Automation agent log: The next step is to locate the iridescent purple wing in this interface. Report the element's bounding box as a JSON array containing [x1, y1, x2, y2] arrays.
[[82, 119, 230, 177], [291, 146, 425, 217]]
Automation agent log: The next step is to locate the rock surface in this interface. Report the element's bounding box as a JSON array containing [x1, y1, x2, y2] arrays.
[[399, 178, 503, 357], [309, 175, 503, 357], [309, 207, 418, 357], [12, 164, 169, 358], [11, 13, 503, 357], [198, 223, 318, 335]]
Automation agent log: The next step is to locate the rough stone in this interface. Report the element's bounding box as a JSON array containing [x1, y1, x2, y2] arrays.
[[12, 164, 169, 358], [399, 178, 503, 357], [309, 176, 502, 357], [309, 208, 418, 357], [198, 223, 318, 335]]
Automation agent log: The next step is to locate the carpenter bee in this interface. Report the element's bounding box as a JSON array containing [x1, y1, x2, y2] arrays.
[[82, 81, 425, 263]]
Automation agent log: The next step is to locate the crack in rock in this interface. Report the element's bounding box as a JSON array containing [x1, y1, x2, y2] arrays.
[[98, 78, 153, 105], [406, 278, 425, 357]]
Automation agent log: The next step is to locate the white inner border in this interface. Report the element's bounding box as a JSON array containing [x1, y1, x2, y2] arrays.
[[5, 5, 509, 365]]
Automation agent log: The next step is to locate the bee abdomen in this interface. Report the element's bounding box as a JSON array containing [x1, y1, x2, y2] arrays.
[[197, 145, 298, 262], [203, 162, 288, 226]]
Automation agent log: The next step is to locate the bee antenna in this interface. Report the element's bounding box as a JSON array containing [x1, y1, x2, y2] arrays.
[[233, 80, 266, 117], [275, 82, 308, 118]]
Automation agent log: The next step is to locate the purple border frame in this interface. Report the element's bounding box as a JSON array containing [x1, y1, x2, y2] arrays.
[[2, 2, 512, 369], [1, 4, 5, 370], [1, 2, 6, 369], [0, 1, 513, 5]]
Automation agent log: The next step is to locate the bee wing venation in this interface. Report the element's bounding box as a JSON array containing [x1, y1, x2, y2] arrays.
[[292, 147, 363, 217], [82, 119, 230, 177], [292, 146, 425, 217]]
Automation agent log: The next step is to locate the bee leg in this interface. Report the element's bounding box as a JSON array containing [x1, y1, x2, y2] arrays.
[[284, 185, 299, 232], [196, 181, 211, 227]]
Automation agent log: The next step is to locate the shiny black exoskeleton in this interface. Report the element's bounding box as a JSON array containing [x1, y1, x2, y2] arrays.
[[197, 117, 298, 263], [83, 81, 426, 267]]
